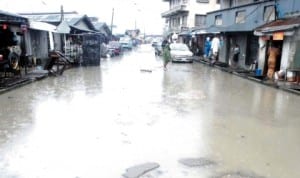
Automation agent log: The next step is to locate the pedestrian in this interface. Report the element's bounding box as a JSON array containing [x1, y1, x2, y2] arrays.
[[210, 34, 220, 65], [267, 43, 280, 79], [204, 37, 211, 59], [231, 44, 240, 68], [162, 40, 171, 70]]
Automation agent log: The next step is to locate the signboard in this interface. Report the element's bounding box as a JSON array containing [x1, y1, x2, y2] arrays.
[[273, 32, 284, 40], [82, 34, 102, 66], [261, 36, 270, 41]]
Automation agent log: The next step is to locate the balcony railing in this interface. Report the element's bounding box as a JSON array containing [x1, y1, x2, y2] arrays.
[[166, 25, 190, 33]]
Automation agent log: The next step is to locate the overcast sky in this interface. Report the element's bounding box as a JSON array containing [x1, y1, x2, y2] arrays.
[[0, 0, 168, 34]]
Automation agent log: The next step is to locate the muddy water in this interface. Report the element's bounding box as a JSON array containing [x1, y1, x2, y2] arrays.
[[0, 45, 299, 178]]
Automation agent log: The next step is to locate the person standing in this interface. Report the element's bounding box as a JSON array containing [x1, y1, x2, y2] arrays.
[[204, 37, 211, 59], [210, 35, 220, 65], [232, 44, 240, 68], [162, 40, 171, 70], [267, 44, 280, 79]]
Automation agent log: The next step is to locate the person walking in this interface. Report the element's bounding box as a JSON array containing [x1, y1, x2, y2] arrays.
[[162, 40, 171, 70]]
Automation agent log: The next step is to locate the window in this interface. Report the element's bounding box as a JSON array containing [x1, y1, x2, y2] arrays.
[[215, 15, 222, 26], [195, 15, 206, 27], [264, 5, 275, 22], [182, 15, 188, 27], [172, 17, 180, 27], [197, 0, 209, 3], [235, 10, 246, 24], [229, 0, 252, 7]]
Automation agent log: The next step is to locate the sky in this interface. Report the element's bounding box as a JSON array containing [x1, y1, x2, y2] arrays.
[[0, 0, 168, 34]]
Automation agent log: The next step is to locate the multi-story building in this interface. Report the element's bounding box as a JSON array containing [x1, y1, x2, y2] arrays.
[[161, 0, 220, 43], [203, 0, 300, 77]]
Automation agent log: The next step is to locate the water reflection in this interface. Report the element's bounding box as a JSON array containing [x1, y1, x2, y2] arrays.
[[0, 45, 299, 178]]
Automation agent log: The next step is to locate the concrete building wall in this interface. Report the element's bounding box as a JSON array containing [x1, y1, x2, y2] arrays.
[[257, 37, 267, 72], [287, 28, 300, 68], [277, 0, 300, 17], [162, 0, 220, 32], [187, 0, 220, 28], [281, 37, 291, 70]]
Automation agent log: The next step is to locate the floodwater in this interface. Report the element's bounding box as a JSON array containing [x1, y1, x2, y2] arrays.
[[0, 44, 299, 178]]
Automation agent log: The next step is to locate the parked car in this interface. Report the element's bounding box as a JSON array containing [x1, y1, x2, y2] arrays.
[[119, 37, 133, 50], [169, 43, 194, 63], [107, 41, 122, 56]]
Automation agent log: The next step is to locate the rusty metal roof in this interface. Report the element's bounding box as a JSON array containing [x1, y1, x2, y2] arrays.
[[255, 16, 300, 33]]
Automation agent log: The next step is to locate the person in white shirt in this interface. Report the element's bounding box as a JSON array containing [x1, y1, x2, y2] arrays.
[[210, 35, 220, 65]]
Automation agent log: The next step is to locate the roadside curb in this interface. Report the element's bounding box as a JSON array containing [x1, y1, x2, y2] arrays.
[[0, 72, 48, 95], [194, 59, 300, 96]]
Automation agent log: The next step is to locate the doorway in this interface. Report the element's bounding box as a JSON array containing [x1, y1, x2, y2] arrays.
[[263, 38, 283, 76]]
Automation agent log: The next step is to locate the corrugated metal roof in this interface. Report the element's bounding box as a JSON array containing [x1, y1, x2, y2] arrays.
[[0, 10, 28, 24], [22, 13, 97, 32], [21, 13, 80, 23], [255, 16, 300, 33], [93, 22, 106, 30], [0, 10, 26, 19], [29, 20, 57, 32]]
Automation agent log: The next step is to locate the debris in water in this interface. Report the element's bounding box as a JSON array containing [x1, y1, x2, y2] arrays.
[[179, 158, 216, 167], [140, 69, 152, 73], [123, 162, 160, 178]]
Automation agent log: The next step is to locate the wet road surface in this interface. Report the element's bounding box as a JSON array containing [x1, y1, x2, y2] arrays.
[[0, 44, 299, 178]]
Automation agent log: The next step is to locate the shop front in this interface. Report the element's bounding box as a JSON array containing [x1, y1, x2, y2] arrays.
[[254, 16, 300, 82], [0, 10, 29, 78]]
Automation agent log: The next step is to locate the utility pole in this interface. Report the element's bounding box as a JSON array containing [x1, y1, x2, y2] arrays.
[[110, 8, 114, 40], [60, 5, 64, 22]]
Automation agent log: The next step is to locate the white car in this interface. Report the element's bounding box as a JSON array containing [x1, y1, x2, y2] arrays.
[[169, 43, 194, 63]]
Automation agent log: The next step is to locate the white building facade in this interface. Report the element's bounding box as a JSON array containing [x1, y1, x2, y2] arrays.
[[162, 0, 220, 35]]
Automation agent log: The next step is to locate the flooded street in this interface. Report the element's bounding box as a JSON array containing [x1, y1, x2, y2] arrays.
[[0, 44, 299, 178]]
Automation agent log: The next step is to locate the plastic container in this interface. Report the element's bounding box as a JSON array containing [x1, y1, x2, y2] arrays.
[[287, 71, 296, 82], [255, 69, 262, 76]]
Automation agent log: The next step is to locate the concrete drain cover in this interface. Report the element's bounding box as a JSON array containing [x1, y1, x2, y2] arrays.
[[123, 162, 160, 178], [179, 158, 216, 167], [212, 171, 265, 178]]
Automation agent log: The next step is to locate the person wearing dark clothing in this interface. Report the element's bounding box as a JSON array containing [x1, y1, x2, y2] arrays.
[[232, 44, 240, 68], [162, 40, 171, 70]]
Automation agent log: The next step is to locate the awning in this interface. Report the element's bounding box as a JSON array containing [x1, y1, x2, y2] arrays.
[[193, 27, 221, 35], [254, 17, 300, 36], [179, 30, 191, 36], [29, 20, 57, 32]]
